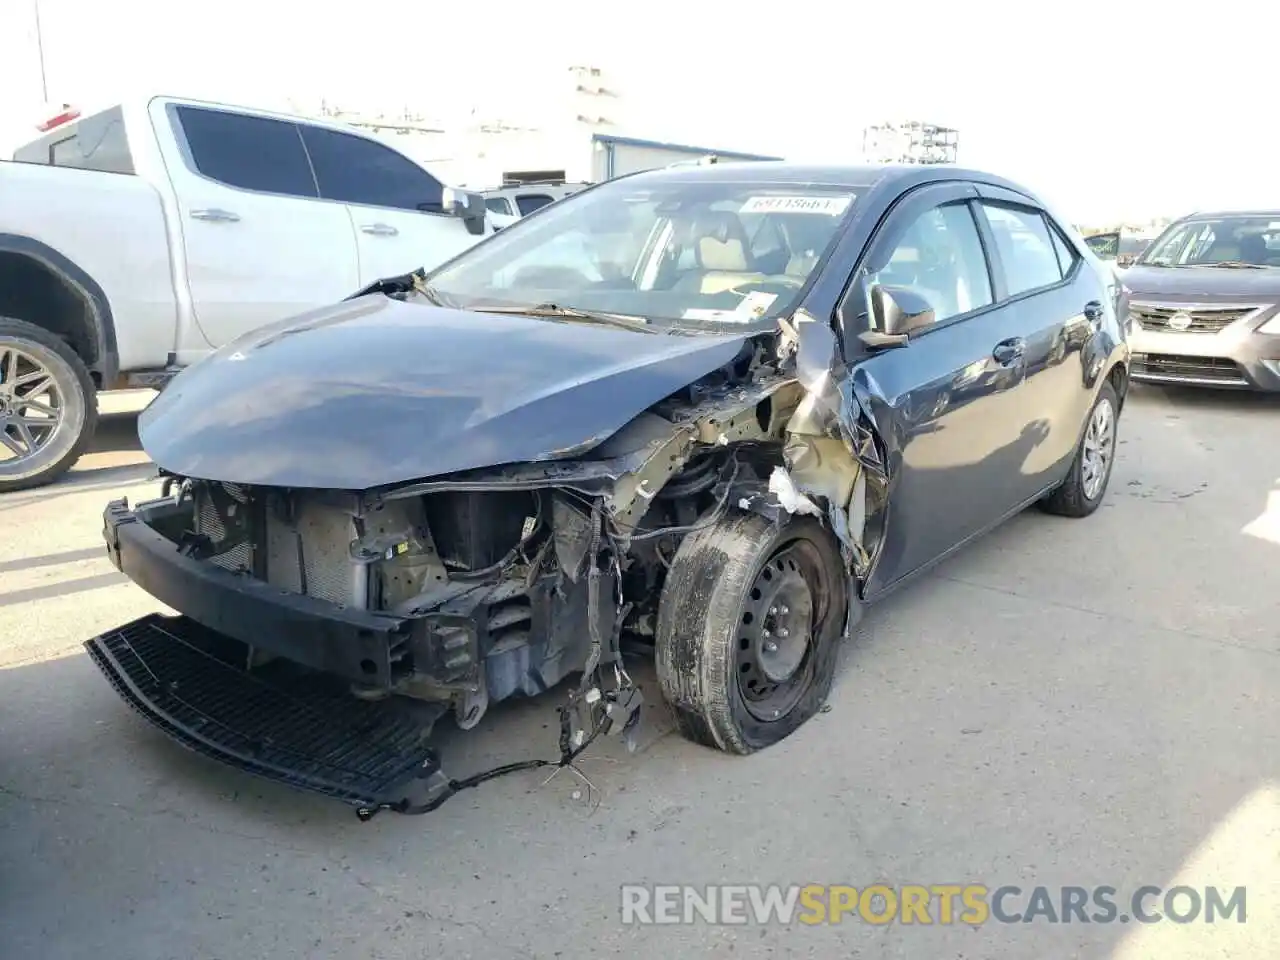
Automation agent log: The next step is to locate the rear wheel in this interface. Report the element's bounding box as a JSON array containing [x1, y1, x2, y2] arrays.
[[0, 317, 98, 493], [656, 513, 847, 754], [1040, 381, 1118, 518]]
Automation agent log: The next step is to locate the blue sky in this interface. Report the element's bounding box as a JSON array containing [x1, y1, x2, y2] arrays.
[[1, 0, 1272, 225]]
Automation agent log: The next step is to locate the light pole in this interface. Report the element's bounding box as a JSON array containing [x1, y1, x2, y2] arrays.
[[33, 0, 48, 102]]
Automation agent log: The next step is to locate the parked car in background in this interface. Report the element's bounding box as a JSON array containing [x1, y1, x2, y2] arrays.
[[84, 162, 1129, 817], [1122, 210, 1280, 389], [482, 181, 590, 219], [0, 97, 500, 492], [1083, 231, 1120, 261], [1116, 235, 1153, 266]]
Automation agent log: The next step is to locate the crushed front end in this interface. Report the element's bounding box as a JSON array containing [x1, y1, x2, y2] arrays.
[[87, 356, 867, 816]]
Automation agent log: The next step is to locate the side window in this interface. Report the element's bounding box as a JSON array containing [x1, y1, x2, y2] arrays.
[[869, 202, 993, 325], [486, 197, 513, 216], [176, 107, 317, 197], [980, 203, 1064, 295], [300, 126, 444, 212], [516, 194, 555, 216], [1049, 225, 1079, 277]]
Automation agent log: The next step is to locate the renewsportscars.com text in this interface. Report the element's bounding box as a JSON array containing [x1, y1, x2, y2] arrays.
[[620, 884, 1247, 926]]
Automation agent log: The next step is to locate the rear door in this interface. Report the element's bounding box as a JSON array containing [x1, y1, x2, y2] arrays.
[[297, 125, 480, 285], [840, 183, 1033, 598], [974, 194, 1107, 500], [162, 104, 360, 348]]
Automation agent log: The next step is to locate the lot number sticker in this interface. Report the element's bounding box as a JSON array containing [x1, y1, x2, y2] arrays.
[[740, 195, 854, 216]]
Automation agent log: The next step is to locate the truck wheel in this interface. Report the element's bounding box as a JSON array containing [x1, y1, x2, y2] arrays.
[[0, 317, 98, 493], [656, 512, 847, 754]]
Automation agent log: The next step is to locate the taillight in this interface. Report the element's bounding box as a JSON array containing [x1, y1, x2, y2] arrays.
[[36, 107, 81, 132]]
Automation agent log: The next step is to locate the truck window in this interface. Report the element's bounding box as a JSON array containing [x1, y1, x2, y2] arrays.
[[13, 106, 134, 174], [516, 194, 555, 216], [175, 106, 318, 198], [299, 126, 445, 213], [486, 197, 514, 216]]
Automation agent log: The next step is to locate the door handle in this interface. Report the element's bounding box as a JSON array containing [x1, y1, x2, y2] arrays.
[[992, 337, 1026, 366], [360, 223, 399, 237], [1083, 300, 1105, 322], [189, 208, 240, 222]]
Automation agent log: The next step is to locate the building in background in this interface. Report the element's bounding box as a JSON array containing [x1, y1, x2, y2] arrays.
[[298, 64, 777, 189], [861, 121, 959, 165]]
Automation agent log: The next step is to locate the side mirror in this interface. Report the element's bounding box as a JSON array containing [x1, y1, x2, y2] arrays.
[[442, 187, 487, 236], [859, 284, 935, 349]]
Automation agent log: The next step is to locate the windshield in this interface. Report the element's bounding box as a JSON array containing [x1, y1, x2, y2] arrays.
[[426, 176, 859, 331], [1141, 216, 1280, 267]]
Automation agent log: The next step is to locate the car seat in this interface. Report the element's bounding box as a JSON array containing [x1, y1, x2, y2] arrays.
[[1239, 233, 1268, 265], [676, 211, 769, 294]]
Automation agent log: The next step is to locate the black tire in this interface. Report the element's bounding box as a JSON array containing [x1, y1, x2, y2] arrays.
[[1040, 381, 1119, 518], [0, 316, 98, 493], [656, 512, 848, 754]]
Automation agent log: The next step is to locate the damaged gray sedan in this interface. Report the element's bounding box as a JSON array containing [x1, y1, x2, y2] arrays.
[[87, 162, 1129, 817]]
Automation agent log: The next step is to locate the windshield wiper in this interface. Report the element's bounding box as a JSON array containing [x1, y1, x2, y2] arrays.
[[413, 282, 458, 306], [1199, 260, 1269, 269], [476, 302, 652, 331]]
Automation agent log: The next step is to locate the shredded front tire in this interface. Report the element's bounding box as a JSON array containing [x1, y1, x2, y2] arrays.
[[655, 513, 847, 754]]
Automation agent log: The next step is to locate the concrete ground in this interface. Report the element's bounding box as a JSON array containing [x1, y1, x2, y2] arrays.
[[2, 385, 1280, 959]]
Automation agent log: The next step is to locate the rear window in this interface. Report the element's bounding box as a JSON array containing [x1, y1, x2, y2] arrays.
[[12, 107, 134, 175]]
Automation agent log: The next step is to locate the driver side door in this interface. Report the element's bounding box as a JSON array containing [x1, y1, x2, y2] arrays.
[[842, 183, 1034, 599], [297, 124, 481, 285]]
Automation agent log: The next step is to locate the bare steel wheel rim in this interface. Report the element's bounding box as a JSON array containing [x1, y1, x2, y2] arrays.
[[734, 539, 831, 723], [0, 345, 66, 465], [1081, 397, 1114, 501]]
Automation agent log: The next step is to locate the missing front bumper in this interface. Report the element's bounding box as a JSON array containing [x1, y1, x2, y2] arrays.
[[85, 613, 451, 816]]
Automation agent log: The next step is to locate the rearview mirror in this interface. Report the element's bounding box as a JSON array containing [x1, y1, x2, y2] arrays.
[[860, 284, 935, 349], [442, 187, 487, 236]]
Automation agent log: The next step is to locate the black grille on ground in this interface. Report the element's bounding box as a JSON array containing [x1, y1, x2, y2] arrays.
[[85, 614, 443, 809], [1130, 304, 1257, 333], [1132, 353, 1248, 384]]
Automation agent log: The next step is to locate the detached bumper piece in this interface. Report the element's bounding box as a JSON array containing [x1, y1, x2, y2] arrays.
[[85, 614, 450, 818]]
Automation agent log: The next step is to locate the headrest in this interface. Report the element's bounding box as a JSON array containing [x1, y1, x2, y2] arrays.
[[692, 211, 751, 271]]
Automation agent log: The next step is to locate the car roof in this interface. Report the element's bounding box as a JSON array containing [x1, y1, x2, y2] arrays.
[[620, 160, 1029, 194], [1183, 210, 1280, 221]]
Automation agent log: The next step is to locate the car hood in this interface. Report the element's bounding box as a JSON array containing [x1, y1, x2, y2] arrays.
[[140, 295, 752, 490], [1123, 264, 1280, 300]]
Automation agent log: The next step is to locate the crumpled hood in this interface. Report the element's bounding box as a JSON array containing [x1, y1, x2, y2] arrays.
[[140, 295, 752, 490], [1124, 264, 1280, 300]]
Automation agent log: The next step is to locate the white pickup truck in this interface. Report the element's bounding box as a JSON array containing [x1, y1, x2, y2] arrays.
[[0, 96, 508, 492]]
